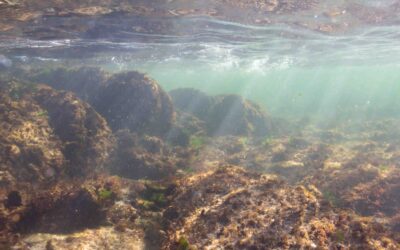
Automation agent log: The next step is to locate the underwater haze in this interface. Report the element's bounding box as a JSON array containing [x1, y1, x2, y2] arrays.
[[1, 0, 400, 249]]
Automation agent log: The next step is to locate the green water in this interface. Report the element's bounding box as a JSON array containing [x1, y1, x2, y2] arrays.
[[136, 63, 400, 122]]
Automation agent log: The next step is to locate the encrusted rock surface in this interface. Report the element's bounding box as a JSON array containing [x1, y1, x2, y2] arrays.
[[1, 175, 146, 249], [29, 67, 176, 136], [163, 166, 399, 249], [110, 130, 185, 180], [32, 85, 115, 177], [0, 81, 114, 188], [1, 70, 400, 250], [94, 71, 175, 135]]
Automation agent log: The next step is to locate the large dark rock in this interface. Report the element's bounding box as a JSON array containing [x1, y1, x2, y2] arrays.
[[169, 88, 271, 136], [33, 85, 115, 177], [30, 67, 175, 136], [0, 81, 115, 188], [93, 71, 175, 135]]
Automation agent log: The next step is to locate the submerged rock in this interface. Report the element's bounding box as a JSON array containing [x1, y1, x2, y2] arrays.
[[30, 67, 175, 136], [15, 227, 145, 250], [33, 85, 115, 176], [93, 71, 175, 135], [170, 88, 271, 136], [0, 85, 65, 186], [0, 81, 114, 188], [1, 175, 145, 248], [110, 130, 180, 180], [163, 166, 399, 249]]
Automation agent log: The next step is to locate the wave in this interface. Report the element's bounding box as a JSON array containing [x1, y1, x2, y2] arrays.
[[1, 17, 400, 67]]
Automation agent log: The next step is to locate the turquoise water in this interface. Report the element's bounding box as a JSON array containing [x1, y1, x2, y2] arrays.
[[145, 64, 400, 120], [3, 16, 400, 123]]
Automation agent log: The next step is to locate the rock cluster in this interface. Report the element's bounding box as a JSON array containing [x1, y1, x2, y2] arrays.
[[31, 67, 175, 136], [1, 67, 400, 249], [0, 81, 114, 189], [163, 166, 398, 249]]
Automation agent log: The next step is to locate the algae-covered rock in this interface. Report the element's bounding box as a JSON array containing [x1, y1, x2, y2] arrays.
[[169, 88, 271, 136], [0, 81, 114, 187], [32, 85, 115, 176], [30, 67, 175, 136], [93, 71, 175, 135], [110, 130, 178, 180], [166, 111, 207, 147], [0, 85, 65, 186], [1, 175, 144, 248], [163, 166, 399, 249], [15, 227, 145, 250]]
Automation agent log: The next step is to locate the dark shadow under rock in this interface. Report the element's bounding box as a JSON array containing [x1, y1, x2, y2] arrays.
[[16, 188, 105, 234], [110, 130, 179, 180]]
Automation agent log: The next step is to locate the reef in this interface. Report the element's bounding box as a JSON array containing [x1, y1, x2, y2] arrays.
[[0, 81, 114, 188], [1, 68, 400, 249], [162, 167, 398, 249], [28, 67, 175, 136], [1, 175, 147, 248], [110, 130, 189, 180]]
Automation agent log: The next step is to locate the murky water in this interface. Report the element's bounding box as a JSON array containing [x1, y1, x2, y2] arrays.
[[1, 1, 400, 249]]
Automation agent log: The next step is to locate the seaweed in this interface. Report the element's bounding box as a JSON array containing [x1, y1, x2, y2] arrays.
[[189, 136, 206, 150], [98, 188, 113, 201], [177, 237, 195, 250], [138, 181, 173, 210], [334, 229, 346, 243], [322, 190, 341, 207]]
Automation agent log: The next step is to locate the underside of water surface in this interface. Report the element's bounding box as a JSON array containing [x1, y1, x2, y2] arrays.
[[1, 1, 400, 249]]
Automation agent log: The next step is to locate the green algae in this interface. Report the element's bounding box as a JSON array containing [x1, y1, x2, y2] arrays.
[[177, 237, 196, 250], [98, 189, 113, 201], [189, 136, 206, 150], [322, 190, 341, 207]]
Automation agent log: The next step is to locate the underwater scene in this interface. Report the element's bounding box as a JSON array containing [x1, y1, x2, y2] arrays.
[[1, 0, 400, 249]]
